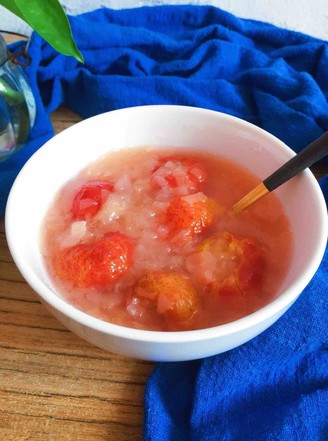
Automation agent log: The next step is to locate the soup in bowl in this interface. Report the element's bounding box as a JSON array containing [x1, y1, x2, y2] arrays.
[[5, 105, 327, 361]]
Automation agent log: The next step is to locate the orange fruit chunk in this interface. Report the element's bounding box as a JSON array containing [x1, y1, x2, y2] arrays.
[[187, 231, 266, 296], [166, 192, 221, 241], [134, 271, 199, 326]]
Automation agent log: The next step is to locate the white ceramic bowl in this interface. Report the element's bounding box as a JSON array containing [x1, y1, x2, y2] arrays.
[[5, 105, 327, 361]]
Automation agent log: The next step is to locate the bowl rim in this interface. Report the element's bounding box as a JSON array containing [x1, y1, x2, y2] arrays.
[[5, 105, 328, 344]]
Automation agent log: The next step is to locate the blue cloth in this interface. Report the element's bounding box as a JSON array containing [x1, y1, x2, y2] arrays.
[[1, 6, 327, 439], [1, 5, 328, 214]]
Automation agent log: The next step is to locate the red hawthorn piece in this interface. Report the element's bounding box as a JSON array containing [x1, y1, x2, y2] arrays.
[[71, 180, 114, 220], [54, 243, 92, 287], [54, 232, 134, 288]]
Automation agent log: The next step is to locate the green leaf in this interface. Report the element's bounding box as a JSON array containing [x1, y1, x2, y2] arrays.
[[0, 0, 84, 62], [0, 77, 24, 104]]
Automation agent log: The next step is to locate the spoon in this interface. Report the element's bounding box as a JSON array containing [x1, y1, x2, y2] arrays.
[[232, 131, 328, 214]]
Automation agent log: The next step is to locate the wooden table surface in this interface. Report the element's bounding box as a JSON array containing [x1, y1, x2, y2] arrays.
[[0, 107, 155, 441]]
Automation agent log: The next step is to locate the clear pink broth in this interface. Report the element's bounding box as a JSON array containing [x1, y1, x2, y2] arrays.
[[41, 147, 292, 331]]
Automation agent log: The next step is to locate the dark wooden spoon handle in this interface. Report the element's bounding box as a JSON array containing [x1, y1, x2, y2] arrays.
[[264, 131, 328, 192]]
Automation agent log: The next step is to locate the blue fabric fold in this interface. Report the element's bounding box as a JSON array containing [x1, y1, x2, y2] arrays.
[[1, 6, 328, 214], [0, 6, 327, 439]]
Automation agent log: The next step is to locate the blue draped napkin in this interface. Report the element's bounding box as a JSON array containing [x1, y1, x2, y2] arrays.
[[2, 5, 328, 214], [1, 6, 327, 439]]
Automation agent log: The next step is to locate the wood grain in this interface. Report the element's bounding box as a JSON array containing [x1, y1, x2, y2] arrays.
[[0, 108, 154, 441]]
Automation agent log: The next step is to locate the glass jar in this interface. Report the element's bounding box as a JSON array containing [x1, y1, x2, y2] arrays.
[[0, 33, 36, 161]]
